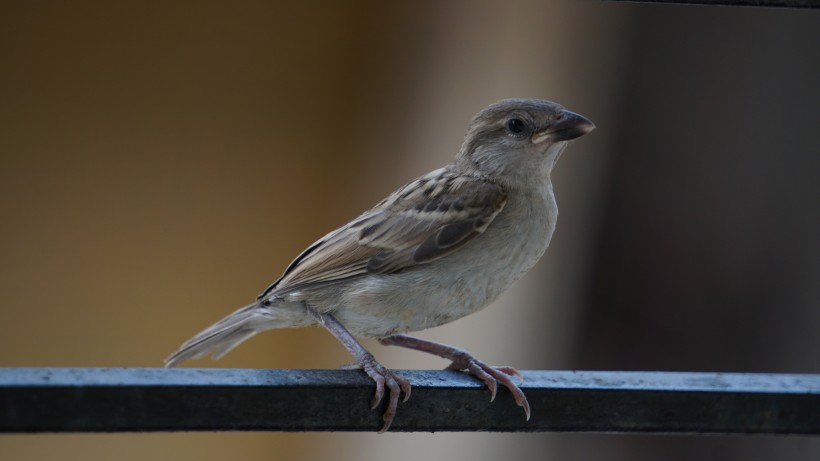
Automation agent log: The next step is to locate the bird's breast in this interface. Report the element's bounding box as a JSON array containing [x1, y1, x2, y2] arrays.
[[334, 185, 558, 338]]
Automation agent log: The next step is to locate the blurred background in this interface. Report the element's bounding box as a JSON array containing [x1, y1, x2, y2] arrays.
[[1, 1, 819, 460]]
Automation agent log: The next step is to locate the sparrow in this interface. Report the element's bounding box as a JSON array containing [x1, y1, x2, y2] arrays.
[[165, 98, 595, 432]]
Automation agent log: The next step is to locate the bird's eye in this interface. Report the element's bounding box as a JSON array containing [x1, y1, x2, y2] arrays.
[[506, 118, 526, 134]]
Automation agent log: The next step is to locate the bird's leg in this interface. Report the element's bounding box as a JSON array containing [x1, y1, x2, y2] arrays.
[[309, 307, 411, 432], [379, 334, 530, 420]]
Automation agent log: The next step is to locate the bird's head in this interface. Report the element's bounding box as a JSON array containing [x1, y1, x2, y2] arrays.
[[456, 99, 595, 188]]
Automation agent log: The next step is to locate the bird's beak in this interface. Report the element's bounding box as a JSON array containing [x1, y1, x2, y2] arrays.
[[532, 110, 595, 144]]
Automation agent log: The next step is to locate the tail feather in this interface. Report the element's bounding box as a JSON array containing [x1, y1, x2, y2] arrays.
[[165, 302, 278, 368]]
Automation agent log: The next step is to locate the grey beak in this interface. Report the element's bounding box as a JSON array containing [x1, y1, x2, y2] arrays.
[[534, 110, 595, 143]]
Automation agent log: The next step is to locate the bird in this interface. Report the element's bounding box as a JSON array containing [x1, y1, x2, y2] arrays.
[[165, 98, 595, 432]]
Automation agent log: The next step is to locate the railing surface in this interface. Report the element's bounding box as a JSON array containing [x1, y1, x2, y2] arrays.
[[606, 0, 819, 9], [2, 368, 818, 434]]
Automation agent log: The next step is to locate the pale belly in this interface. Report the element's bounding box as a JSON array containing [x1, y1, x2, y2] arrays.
[[329, 188, 557, 338]]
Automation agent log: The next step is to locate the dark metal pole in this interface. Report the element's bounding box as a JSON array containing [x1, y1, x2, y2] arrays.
[[604, 0, 820, 9], [2, 368, 819, 434]]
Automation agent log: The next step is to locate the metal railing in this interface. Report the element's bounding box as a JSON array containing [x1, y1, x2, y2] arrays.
[[2, 368, 818, 434], [605, 0, 819, 9]]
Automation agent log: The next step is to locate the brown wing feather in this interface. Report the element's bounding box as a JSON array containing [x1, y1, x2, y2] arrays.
[[258, 168, 506, 298]]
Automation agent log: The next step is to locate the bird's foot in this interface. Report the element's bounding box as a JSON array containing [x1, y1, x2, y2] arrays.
[[380, 334, 530, 420], [445, 352, 530, 420], [352, 353, 411, 432], [310, 308, 411, 432]]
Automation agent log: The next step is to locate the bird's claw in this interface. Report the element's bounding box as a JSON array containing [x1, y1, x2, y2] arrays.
[[493, 365, 524, 381], [358, 357, 411, 432], [447, 355, 530, 421]]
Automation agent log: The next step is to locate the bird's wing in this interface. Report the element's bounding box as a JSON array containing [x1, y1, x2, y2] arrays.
[[258, 168, 506, 298]]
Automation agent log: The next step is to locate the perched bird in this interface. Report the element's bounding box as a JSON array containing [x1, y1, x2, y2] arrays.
[[165, 98, 595, 432]]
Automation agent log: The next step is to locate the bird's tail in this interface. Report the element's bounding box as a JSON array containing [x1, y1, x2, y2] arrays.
[[165, 302, 284, 368]]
